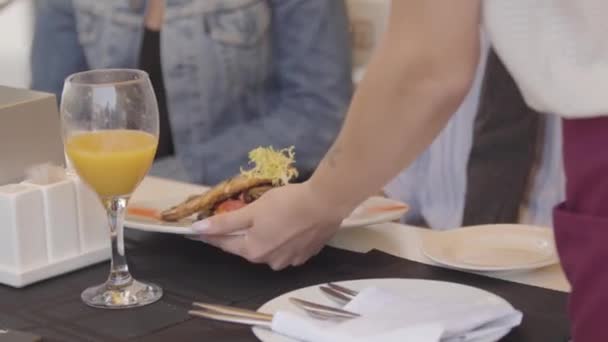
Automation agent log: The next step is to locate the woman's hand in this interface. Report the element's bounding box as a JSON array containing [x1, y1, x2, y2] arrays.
[[192, 182, 351, 270]]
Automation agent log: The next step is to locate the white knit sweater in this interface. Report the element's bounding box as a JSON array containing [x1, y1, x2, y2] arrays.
[[484, 0, 608, 118]]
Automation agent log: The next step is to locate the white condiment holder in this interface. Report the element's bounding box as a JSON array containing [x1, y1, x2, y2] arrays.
[[0, 174, 109, 288]]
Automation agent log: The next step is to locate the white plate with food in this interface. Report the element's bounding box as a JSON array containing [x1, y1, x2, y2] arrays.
[[127, 194, 408, 235], [421, 224, 558, 272], [252, 278, 517, 342], [126, 147, 408, 235]]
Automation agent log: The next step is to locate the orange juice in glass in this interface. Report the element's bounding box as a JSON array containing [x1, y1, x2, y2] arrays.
[[61, 69, 162, 309], [66, 130, 157, 198]]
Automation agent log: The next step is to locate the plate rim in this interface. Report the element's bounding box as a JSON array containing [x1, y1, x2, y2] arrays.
[[420, 224, 559, 272]]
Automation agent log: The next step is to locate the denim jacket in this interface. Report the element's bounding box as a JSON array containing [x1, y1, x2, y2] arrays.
[[31, 0, 352, 184]]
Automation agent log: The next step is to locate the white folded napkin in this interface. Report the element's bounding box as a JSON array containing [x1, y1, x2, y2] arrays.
[[271, 286, 522, 342]]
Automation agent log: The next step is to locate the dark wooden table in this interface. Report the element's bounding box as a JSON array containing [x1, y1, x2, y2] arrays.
[[0, 231, 570, 341]]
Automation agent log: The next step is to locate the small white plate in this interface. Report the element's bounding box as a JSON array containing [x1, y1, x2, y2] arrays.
[[342, 196, 409, 229], [421, 224, 558, 272], [125, 177, 408, 235], [252, 278, 515, 342]]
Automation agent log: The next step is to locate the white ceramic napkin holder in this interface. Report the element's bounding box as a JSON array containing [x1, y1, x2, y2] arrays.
[[0, 174, 109, 288]]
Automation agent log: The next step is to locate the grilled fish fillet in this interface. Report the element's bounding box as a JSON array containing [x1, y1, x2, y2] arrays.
[[160, 175, 271, 221]]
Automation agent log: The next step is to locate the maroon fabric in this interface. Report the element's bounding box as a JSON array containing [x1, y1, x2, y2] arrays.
[[554, 117, 608, 342]]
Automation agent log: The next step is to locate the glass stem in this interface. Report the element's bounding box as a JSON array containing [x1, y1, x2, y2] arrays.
[[103, 196, 133, 287]]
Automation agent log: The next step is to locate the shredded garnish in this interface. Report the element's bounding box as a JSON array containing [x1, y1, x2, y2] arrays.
[[240, 146, 298, 186]]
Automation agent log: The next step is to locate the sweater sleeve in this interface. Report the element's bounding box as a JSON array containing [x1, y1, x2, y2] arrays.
[[484, 0, 608, 118]]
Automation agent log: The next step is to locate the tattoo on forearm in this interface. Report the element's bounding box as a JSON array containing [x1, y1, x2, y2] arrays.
[[327, 145, 342, 168]]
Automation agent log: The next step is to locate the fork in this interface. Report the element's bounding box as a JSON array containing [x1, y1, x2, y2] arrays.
[[288, 297, 360, 319], [328, 283, 359, 297], [320, 283, 359, 305]]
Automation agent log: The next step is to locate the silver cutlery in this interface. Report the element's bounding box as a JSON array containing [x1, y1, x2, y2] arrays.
[[328, 283, 359, 297], [320, 283, 359, 305], [190, 284, 524, 342], [189, 295, 360, 328], [320, 286, 353, 305], [288, 297, 360, 319], [188, 284, 362, 328]]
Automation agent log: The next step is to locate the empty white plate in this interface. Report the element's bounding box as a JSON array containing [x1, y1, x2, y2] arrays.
[[421, 224, 558, 272]]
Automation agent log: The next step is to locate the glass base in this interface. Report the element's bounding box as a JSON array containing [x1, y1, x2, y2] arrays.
[[81, 279, 162, 309]]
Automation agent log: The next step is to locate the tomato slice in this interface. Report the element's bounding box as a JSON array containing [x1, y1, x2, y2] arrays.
[[214, 199, 247, 214], [127, 206, 160, 220]]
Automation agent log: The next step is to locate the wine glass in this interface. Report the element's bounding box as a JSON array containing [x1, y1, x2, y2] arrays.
[[60, 69, 162, 308]]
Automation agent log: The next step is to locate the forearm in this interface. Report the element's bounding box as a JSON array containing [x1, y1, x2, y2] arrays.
[[308, 0, 481, 213], [310, 54, 468, 212]]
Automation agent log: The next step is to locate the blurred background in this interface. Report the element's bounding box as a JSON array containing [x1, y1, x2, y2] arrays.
[[0, 0, 33, 88], [0, 0, 390, 89]]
